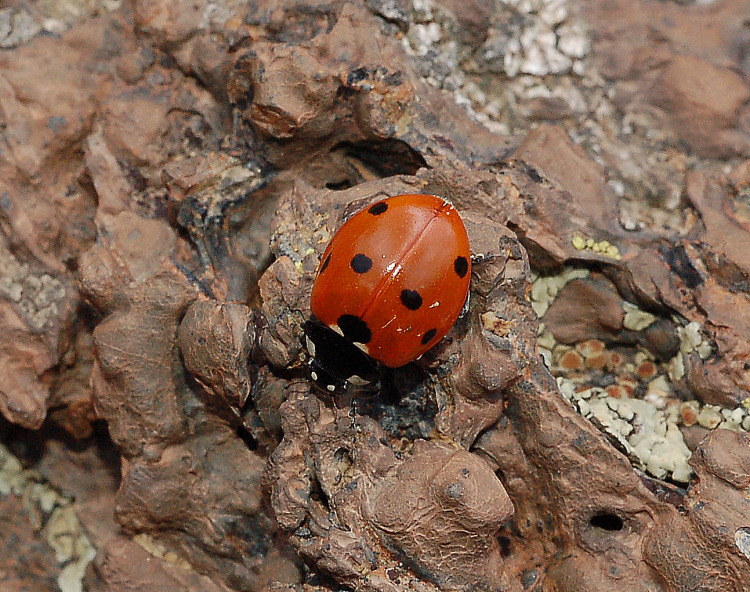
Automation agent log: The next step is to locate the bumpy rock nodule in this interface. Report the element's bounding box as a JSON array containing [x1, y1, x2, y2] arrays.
[[1, 0, 749, 591]]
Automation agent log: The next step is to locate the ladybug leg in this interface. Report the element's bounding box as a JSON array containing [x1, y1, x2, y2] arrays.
[[329, 389, 357, 430], [349, 397, 359, 430], [459, 291, 471, 318]]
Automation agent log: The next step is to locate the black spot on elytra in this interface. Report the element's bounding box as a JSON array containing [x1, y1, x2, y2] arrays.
[[350, 253, 373, 273], [421, 328, 437, 345], [454, 256, 469, 278], [338, 314, 372, 344], [319, 253, 331, 274], [368, 201, 388, 215], [400, 289, 423, 310]]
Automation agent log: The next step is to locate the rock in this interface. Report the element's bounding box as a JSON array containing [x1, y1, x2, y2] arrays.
[[648, 55, 750, 158], [543, 274, 624, 344], [512, 124, 618, 231], [267, 388, 518, 592], [644, 429, 750, 591], [178, 300, 256, 409], [369, 443, 513, 591], [2, 0, 750, 591], [88, 536, 233, 592]]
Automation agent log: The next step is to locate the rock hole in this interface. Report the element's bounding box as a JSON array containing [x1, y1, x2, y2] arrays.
[[235, 423, 258, 451], [331, 139, 427, 177], [334, 447, 352, 475], [325, 179, 354, 190], [310, 475, 331, 512], [658, 244, 702, 289], [498, 535, 512, 557], [590, 512, 624, 531]]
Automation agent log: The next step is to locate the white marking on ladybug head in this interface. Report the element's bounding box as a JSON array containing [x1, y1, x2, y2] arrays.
[[305, 336, 316, 357], [331, 324, 344, 337], [348, 375, 370, 386], [354, 342, 370, 355], [311, 371, 319, 381]]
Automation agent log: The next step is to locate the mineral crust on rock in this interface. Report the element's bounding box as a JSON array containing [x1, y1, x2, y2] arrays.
[[1, 0, 750, 591]]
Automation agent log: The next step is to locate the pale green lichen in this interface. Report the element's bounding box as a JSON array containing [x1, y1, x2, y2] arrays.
[[0, 443, 95, 592], [570, 234, 622, 260], [663, 320, 713, 381], [134, 533, 192, 569], [539, 272, 742, 484], [559, 379, 694, 482], [679, 322, 704, 353], [666, 350, 686, 381], [622, 301, 657, 331], [735, 528, 750, 560], [697, 405, 722, 430], [0, 236, 66, 331]]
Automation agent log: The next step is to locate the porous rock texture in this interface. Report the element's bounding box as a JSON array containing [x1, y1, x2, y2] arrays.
[[1, 0, 750, 591]]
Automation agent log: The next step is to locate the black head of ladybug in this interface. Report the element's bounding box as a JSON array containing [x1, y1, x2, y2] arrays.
[[303, 319, 380, 394]]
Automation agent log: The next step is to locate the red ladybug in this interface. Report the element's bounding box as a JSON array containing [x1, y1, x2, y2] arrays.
[[304, 194, 471, 392]]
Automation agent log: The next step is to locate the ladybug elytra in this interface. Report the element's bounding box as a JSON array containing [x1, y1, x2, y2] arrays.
[[305, 193, 471, 392]]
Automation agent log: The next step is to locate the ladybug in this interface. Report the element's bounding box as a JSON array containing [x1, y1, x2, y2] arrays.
[[304, 193, 471, 393]]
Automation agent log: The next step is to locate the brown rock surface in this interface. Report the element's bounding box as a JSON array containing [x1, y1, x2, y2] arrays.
[[648, 55, 750, 158], [0, 493, 60, 592], [643, 429, 750, 591], [544, 275, 625, 343], [590, 0, 750, 158], [1, 1, 750, 592], [512, 124, 618, 231], [89, 536, 234, 592]]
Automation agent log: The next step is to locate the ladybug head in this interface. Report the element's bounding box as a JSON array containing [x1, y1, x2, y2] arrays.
[[302, 319, 379, 394]]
